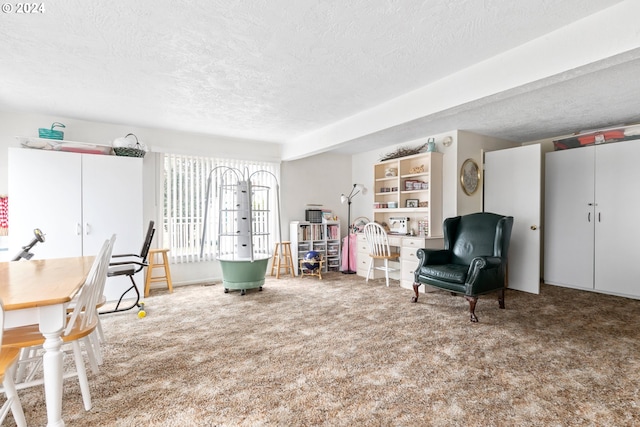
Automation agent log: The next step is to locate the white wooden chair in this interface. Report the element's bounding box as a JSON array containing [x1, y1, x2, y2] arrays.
[[363, 222, 400, 287], [5, 235, 115, 411], [60, 234, 116, 370], [0, 301, 27, 427]]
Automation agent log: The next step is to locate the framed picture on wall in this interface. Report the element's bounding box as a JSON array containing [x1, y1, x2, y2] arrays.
[[460, 158, 480, 195], [406, 199, 419, 208]]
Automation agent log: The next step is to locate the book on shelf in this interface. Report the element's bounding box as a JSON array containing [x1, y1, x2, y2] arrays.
[[327, 224, 339, 240]]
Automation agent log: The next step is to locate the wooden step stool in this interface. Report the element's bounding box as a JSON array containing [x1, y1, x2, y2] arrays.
[[145, 248, 174, 297], [270, 241, 295, 278]]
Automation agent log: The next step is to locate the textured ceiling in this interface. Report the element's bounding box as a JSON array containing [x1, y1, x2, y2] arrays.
[[0, 0, 638, 158]]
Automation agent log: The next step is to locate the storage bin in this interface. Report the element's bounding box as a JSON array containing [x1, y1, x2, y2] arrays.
[[552, 124, 640, 150], [305, 209, 323, 223], [38, 122, 65, 140]]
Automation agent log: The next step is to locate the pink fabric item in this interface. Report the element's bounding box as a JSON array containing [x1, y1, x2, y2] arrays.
[[341, 234, 358, 271]]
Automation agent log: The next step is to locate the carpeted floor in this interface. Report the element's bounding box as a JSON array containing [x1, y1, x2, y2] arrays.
[[6, 272, 640, 426]]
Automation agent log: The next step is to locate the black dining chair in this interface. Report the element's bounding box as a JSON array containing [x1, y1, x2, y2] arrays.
[[100, 221, 155, 316]]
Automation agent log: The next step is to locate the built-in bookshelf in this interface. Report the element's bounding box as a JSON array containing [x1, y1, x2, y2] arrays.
[[290, 220, 341, 274], [373, 152, 443, 238]]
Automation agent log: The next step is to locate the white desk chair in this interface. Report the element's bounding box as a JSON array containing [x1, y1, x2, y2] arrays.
[[363, 222, 400, 287]]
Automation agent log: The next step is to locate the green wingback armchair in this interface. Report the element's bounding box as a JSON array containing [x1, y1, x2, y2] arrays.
[[412, 212, 514, 322]]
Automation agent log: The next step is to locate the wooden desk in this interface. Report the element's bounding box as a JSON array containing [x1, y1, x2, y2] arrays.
[[0, 256, 95, 427], [355, 234, 444, 290]]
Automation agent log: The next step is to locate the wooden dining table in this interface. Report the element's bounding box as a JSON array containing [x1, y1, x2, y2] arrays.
[[0, 256, 95, 427]]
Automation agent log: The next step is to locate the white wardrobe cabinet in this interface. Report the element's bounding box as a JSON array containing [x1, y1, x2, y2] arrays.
[[544, 140, 640, 298], [8, 147, 143, 301]]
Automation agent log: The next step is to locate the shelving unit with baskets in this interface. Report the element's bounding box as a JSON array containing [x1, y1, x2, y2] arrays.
[[290, 220, 341, 275]]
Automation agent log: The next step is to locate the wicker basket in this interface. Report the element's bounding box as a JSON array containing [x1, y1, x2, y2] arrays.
[[113, 133, 146, 158], [38, 122, 65, 140], [113, 146, 146, 157]]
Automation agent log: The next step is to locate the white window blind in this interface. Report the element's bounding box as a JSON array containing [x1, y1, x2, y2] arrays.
[[163, 154, 280, 264]]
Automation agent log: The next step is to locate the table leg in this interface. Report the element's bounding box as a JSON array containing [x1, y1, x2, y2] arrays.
[[39, 305, 67, 427], [42, 333, 64, 426]]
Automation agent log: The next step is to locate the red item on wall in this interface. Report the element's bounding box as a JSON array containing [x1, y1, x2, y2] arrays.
[[0, 196, 8, 236]]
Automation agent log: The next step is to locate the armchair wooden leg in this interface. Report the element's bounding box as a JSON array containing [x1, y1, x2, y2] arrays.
[[465, 295, 479, 322], [498, 288, 505, 309], [412, 283, 422, 302]]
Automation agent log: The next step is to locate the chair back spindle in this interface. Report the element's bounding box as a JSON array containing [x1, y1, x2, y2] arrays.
[[363, 222, 399, 287], [66, 235, 115, 336]]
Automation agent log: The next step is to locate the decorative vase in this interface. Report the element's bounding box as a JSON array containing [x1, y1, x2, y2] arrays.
[[426, 138, 436, 152]]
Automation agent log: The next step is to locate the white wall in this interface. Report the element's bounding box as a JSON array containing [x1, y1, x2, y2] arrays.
[[280, 152, 352, 239], [349, 132, 458, 224], [456, 130, 517, 216], [0, 110, 282, 284], [436, 132, 459, 220], [350, 130, 519, 224], [0, 110, 282, 191], [0, 110, 528, 285]]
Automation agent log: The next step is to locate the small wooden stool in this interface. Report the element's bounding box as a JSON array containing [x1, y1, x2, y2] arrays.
[[299, 258, 324, 280], [145, 248, 174, 297], [270, 241, 295, 278]]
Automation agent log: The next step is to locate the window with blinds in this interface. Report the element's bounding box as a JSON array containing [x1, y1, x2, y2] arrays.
[[163, 154, 280, 263]]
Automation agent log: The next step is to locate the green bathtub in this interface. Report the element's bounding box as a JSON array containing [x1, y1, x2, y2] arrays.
[[219, 256, 270, 295]]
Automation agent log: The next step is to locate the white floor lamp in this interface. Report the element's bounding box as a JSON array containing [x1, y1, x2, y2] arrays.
[[341, 183, 365, 274]]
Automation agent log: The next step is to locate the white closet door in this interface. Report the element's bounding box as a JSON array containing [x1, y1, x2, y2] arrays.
[[8, 148, 83, 259], [484, 144, 541, 294], [543, 147, 595, 290], [594, 140, 640, 296], [81, 154, 143, 256], [82, 154, 144, 302]]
